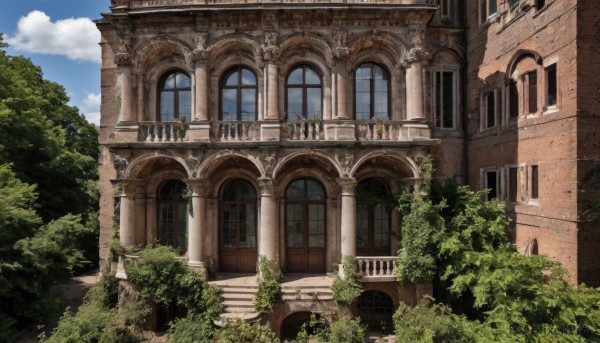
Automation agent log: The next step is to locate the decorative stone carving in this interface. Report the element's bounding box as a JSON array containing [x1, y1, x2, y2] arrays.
[[333, 31, 349, 59], [114, 35, 132, 66], [337, 152, 355, 177], [258, 178, 276, 195], [337, 177, 356, 195], [405, 24, 430, 64], [262, 30, 279, 61], [112, 154, 129, 179], [185, 151, 203, 178], [194, 32, 208, 50], [260, 150, 277, 178], [186, 32, 209, 68]]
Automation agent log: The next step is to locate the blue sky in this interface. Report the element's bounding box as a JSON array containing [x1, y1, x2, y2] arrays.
[[0, 1, 111, 125]]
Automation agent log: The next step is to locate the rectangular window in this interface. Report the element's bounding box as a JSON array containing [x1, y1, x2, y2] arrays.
[[482, 89, 496, 129], [531, 165, 539, 199], [479, 0, 497, 24], [546, 64, 557, 107], [509, 79, 519, 118], [441, 0, 451, 18], [485, 171, 498, 201], [508, 167, 518, 203], [528, 71, 538, 114], [434, 70, 455, 129]]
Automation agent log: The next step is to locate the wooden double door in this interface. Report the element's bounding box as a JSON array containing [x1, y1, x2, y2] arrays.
[[285, 178, 326, 273], [219, 179, 257, 273]]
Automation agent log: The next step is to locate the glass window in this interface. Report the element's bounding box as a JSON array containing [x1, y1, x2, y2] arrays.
[[221, 66, 257, 121], [485, 171, 498, 201], [482, 89, 496, 129], [531, 165, 539, 199], [546, 64, 557, 107], [286, 65, 322, 120], [159, 71, 191, 122], [527, 70, 538, 114], [509, 78, 519, 118], [220, 179, 257, 249], [355, 63, 389, 120], [434, 70, 455, 129], [158, 180, 188, 250], [356, 178, 391, 256]]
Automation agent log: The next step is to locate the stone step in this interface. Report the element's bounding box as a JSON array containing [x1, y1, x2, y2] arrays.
[[219, 286, 258, 293], [223, 300, 255, 308], [282, 293, 334, 301], [281, 287, 332, 293], [221, 292, 255, 301], [223, 306, 257, 314]]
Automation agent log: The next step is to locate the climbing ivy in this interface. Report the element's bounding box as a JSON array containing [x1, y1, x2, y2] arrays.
[[254, 255, 282, 314], [331, 255, 362, 307]]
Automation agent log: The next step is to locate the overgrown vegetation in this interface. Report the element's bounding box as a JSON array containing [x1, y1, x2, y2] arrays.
[[394, 174, 600, 341], [214, 318, 278, 343], [296, 314, 365, 343], [331, 255, 362, 307], [254, 255, 282, 314], [0, 34, 99, 340]]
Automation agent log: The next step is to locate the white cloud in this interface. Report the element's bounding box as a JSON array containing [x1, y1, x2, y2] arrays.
[[6, 11, 101, 63], [84, 112, 101, 126], [81, 92, 101, 125]]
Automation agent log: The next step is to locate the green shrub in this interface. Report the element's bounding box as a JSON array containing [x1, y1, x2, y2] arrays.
[[254, 256, 282, 314], [168, 316, 215, 343], [332, 255, 362, 306], [329, 316, 365, 343], [215, 318, 278, 343], [296, 314, 330, 342]]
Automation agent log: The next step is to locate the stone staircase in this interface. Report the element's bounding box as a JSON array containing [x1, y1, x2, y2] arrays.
[[280, 274, 334, 302], [208, 274, 260, 324]]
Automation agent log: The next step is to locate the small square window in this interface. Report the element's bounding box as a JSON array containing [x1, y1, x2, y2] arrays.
[[479, 0, 498, 25]]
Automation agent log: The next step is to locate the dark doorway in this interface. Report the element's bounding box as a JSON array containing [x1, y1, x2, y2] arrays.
[[357, 290, 394, 331], [356, 178, 391, 256]]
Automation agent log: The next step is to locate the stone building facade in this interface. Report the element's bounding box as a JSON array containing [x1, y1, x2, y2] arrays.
[[96, 0, 599, 335]]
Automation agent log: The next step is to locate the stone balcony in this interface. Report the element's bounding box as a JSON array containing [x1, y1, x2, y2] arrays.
[[123, 119, 435, 146]]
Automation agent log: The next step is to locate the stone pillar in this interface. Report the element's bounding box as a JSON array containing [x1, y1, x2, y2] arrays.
[[266, 61, 279, 119], [118, 180, 142, 247], [406, 60, 424, 120], [186, 179, 208, 278], [136, 73, 145, 121], [335, 60, 348, 119], [259, 178, 278, 260], [195, 63, 208, 121], [114, 37, 134, 123], [339, 177, 356, 257]]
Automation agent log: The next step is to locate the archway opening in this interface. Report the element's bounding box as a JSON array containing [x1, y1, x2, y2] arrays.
[[357, 290, 394, 331], [280, 312, 327, 341]]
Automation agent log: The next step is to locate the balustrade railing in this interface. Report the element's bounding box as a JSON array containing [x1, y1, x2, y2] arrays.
[[138, 121, 187, 142], [213, 121, 259, 141], [356, 120, 408, 141], [287, 119, 324, 141], [355, 256, 397, 281]]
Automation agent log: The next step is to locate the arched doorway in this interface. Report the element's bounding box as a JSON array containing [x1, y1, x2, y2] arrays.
[[280, 312, 327, 341], [356, 178, 392, 256], [219, 179, 257, 272], [357, 290, 394, 331], [157, 180, 188, 251], [285, 178, 326, 273]]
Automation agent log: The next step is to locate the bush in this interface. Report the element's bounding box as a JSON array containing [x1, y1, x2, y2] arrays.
[[215, 318, 278, 343], [332, 255, 362, 306], [329, 316, 365, 343], [254, 256, 282, 314], [168, 316, 215, 343], [296, 314, 330, 342]]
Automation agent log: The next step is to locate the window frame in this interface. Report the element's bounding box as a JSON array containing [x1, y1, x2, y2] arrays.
[[479, 0, 498, 25], [157, 70, 192, 122], [285, 64, 323, 120], [480, 88, 499, 131], [220, 66, 258, 121], [481, 167, 500, 201], [524, 70, 538, 115], [433, 69, 457, 130], [354, 62, 391, 121], [157, 179, 188, 250], [544, 62, 558, 110]]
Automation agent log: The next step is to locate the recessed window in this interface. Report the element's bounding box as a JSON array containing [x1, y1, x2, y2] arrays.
[[508, 167, 518, 203], [355, 63, 389, 120], [434, 70, 456, 129], [159, 71, 191, 122], [508, 79, 519, 118], [286, 65, 322, 120], [479, 0, 498, 25], [531, 165, 539, 199], [484, 170, 498, 201], [526, 70, 538, 114], [221, 66, 257, 121], [535, 0, 545, 10], [546, 64, 557, 107], [157, 180, 188, 250], [482, 89, 497, 129]]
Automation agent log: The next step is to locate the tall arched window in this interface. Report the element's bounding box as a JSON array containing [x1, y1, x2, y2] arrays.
[[221, 66, 257, 121], [158, 71, 191, 122], [285, 178, 326, 273], [355, 63, 389, 120], [286, 65, 322, 119], [220, 179, 257, 272], [356, 178, 391, 256], [157, 180, 188, 250]]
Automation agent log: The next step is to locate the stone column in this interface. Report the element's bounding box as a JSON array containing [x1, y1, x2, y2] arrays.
[[114, 36, 134, 123], [335, 60, 348, 119], [195, 63, 208, 121], [118, 180, 142, 247], [406, 60, 424, 120], [259, 178, 278, 260], [339, 177, 356, 257], [266, 61, 279, 119], [136, 73, 145, 121], [186, 179, 208, 278]]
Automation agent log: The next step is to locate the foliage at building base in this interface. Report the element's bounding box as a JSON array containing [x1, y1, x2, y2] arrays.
[[254, 255, 282, 314], [331, 255, 362, 307], [296, 313, 366, 343]]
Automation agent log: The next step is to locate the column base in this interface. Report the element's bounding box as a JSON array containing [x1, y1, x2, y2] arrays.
[[260, 122, 281, 141], [187, 122, 211, 141], [188, 261, 209, 280]]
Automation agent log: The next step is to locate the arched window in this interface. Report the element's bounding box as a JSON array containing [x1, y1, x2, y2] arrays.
[[285, 178, 326, 273], [286, 65, 322, 119], [158, 71, 191, 122], [356, 178, 391, 256], [219, 179, 257, 272], [221, 66, 257, 121], [357, 291, 394, 330], [355, 63, 389, 120], [157, 180, 188, 250]]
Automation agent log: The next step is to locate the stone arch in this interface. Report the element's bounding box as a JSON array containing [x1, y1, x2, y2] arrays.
[[273, 150, 343, 185], [126, 152, 191, 180], [196, 150, 263, 186], [279, 311, 330, 340], [351, 150, 419, 180], [208, 34, 261, 68], [506, 49, 543, 78], [354, 288, 396, 330], [431, 47, 463, 66], [134, 35, 194, 73], [347, 31, 407, 69], [278, 32, 334, 68]]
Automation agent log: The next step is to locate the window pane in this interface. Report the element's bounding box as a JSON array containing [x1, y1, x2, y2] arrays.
[[222, 89, 237, 121], [285, 179, 305, 200], [486, 92, 495, 128], [356, 206, 369, 248], [287, 68, 303, 85], [509, 79, 519, 118], [435, 72, 442, 127], [307, 88, 322, 119], [160, 91, 174, 121], [528, 71, 537, 113], [509, 168, 518, 203], [442, 71, 454, 128], [374, 78, 388, 119], [531, 166, 539, 199], [240, 89, 256, 121], [176, 73, 191, 88], [356, 79, 371, 120], [287, 88, 303, 118], [546, 64, 557, 106], [225, 71, 239, 86], [307, 179, 325, 200], [241, 68, 256, 85], [489, 0, 497, 15], [163, 74, 176, 89], [486, 171, 497, 200], [305, 68, 320, 85], [356, 65, 372, 80], [178, 91, 191, 120]]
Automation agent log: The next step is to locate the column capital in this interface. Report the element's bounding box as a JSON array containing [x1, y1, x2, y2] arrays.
[[184, 179, 208, 196], [337, 177, 357, 195], [258, 177, 277, 195], [112, 179, 145, 195]]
